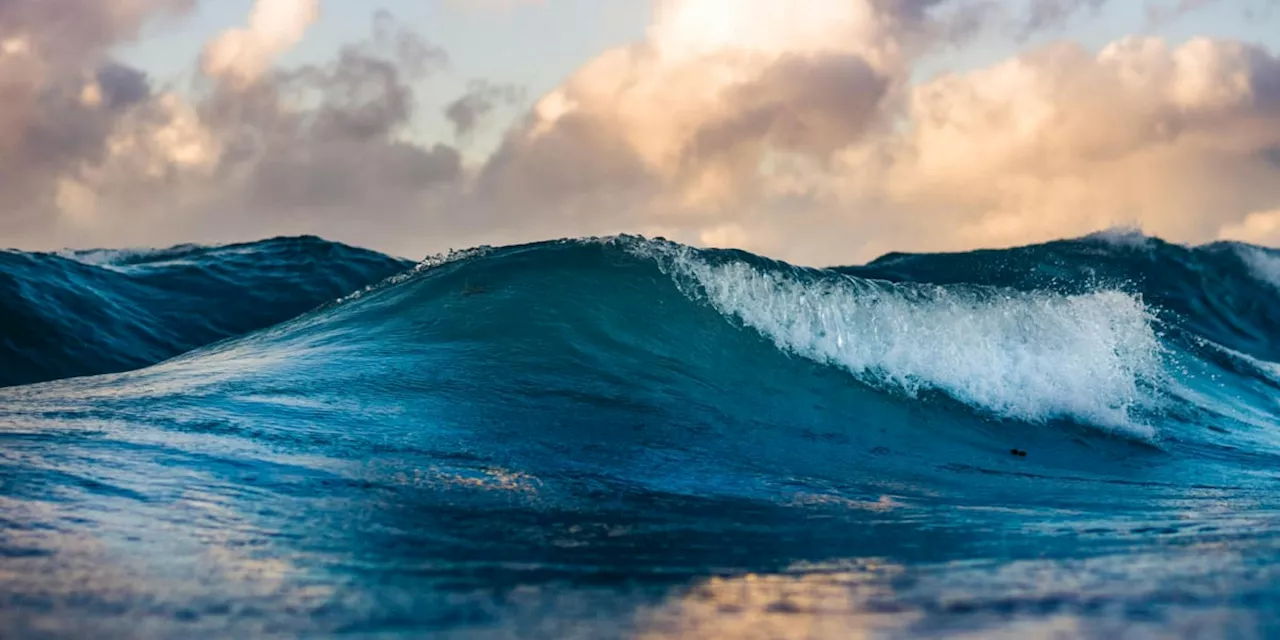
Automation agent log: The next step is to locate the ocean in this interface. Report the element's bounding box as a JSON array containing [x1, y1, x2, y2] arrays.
[[1, 231, 1278, 638]]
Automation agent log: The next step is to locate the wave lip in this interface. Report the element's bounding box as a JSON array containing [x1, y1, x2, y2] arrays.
[[1237, 245, 1280, 291], [850, 234, 1280, 367], [634, 239, 1168, 438]]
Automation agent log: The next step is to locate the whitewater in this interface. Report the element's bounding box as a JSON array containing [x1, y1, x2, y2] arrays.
[[1, 232, 1279, 638]]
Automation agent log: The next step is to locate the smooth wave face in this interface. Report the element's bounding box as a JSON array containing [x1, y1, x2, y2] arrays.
[[1, 234, 1279, 638], [0, 236, 413, 387]]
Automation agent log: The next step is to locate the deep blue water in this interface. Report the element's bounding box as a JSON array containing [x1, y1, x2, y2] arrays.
[[1, 231, 1279, 638], [0, 236, 412, 388]]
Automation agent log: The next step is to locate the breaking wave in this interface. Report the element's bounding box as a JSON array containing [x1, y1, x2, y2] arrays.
[[2, 232, 1279, 637]]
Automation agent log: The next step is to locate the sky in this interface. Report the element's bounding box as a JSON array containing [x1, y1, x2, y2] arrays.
[[2, 0, 1279, 265]]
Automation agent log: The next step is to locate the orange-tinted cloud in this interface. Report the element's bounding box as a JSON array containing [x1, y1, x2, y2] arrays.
[[2, 0, 1279, 265], [468, 1, 1280, 263]]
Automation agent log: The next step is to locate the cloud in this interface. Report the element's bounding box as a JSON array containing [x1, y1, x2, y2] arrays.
[[0, 0, 193, 233], [201, 0, 320, 87], [445, 80, 526, 139], [0, 0, 473, 256], [135, 9, 461, 252], [1020, 0, 1107, 35], [1145, 0, 1279, 26], [854, 36, 1280, 254], [460, 1, 1280, 264], [461, 0, 920, 247], [1221, 210, 1280, 245], [2, 0, 1279, 265]]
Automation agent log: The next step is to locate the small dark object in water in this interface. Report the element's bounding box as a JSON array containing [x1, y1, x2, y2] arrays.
[[1010, 449, 1028, 458], [461, 282, 492, 297]]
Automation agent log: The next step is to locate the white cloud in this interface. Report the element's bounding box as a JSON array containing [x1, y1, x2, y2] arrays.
[[201, 0, 320, 87]]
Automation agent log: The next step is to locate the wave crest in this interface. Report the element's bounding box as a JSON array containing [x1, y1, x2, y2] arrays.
[[636, 240, 1166, 437]]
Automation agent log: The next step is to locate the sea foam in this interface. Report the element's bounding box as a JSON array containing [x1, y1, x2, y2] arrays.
[[640, 241, 1166, 437], [1237, 246, 1280, 291]]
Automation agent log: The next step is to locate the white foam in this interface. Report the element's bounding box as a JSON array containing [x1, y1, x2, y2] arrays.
[[1236, 246, 1280, 291], [637, 241, 1166, 437], [1081, 226, 1154, 250], [58, 247, 160, 268]]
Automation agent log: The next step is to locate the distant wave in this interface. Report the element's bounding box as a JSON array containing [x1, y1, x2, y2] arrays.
[[0, 235, 412, 387]]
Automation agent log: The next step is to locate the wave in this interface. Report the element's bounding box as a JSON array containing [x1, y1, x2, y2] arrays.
[[1237, 244, 1280, 291], [34, 234, 1275, 461], [8, 232, 1279, 447], [0, 235, 412, 387], [850, 233, 1280, 364], [3, 232, 1280, 636], [635, 241, 1167, 437]]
